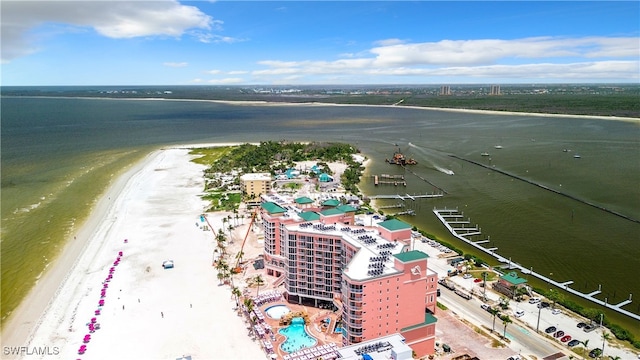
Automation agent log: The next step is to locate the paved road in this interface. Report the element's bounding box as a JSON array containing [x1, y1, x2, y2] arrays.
[[438, 286, 568, 359]]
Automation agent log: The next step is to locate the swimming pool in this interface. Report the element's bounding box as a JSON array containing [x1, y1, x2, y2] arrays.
[[278, 317, 317, 353], [265, 304, 291, 319]]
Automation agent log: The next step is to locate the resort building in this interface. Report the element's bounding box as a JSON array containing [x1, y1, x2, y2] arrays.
[[240, 173, 272, 205], [259, 195, 438, 358]]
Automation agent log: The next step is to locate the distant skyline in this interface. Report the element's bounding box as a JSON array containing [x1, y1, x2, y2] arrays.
[[1, 1, 639, 86]]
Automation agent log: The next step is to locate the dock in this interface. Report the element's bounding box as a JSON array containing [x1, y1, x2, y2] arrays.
[[433, 208, 639, 322], [368, 193, 444, 200], [373, 175, 407, 186]]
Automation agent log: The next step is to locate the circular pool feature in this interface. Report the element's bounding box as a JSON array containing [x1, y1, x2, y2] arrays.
[[265, 304, 291, 319]]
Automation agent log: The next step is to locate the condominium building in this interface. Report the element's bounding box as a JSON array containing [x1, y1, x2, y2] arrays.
[[240, 173, 272, 205], [439, 85, 451, 96], [490, 85, 501, 96], [259, 195, 438, 357]]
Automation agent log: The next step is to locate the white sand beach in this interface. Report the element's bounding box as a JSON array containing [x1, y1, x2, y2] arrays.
[[2, 148, 264, 360]]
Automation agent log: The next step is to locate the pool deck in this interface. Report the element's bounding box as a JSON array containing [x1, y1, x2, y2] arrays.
[[252, 294, 343, 359]]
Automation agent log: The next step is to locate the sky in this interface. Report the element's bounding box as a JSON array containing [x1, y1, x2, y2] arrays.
[[1, 1, 639, 86]]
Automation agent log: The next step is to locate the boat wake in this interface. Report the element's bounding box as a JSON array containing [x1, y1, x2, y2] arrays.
[[408, 142, 455, 175]]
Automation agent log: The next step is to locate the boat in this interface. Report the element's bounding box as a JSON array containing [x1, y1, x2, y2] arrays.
[[481, 152, 490, 156], [494, 145, 503, 149], [385, 148, 417, 165], [573, 154, 581, 159]]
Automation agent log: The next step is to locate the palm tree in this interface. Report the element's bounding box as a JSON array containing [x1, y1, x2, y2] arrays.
[[502, 315, 512, 339], [253, 274, 265, 296], [243, 297, 255, 315], [232, 286, 242, 304], [217, 272, 226, 285], [582, 339, 590, 356], [547, 289, 564, 309], [489, 307, 500, 333]]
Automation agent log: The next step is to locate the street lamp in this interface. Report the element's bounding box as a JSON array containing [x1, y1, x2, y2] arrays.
[[482, 272, 487, 301], [536, 302, 542, 332]]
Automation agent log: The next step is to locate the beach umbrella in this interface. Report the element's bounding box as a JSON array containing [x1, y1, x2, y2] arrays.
[[95, 309, 101, 315], [118, 251, 123, 256], [98, 300, 105, 306]]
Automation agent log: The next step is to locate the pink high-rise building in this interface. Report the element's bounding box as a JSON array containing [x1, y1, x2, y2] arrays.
[[260, 196, 438, 357]]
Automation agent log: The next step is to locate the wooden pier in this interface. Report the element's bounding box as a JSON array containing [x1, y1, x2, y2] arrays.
[[373, 175, 406, 186]]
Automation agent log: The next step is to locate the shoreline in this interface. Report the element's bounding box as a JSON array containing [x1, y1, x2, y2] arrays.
[[1, 151, 155, 352], [5, 95, 639, 123], [1, 145, 264, 359]]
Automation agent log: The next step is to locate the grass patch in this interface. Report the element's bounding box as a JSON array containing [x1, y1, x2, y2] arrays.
[[189, 146, 233, 165], [202, 191, 242, 211], [436, 302, 448, 311]]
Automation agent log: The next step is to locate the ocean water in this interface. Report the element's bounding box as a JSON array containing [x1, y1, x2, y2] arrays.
[[1, 95, 639, 334]]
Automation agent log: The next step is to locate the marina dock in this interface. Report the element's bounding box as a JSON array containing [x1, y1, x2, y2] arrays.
[[368, 193, 443, 200], [433, 208, 639, 321], [373, 174, 407, 186]]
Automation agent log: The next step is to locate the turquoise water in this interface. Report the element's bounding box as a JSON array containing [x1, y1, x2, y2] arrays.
[[1, 93, 638, 334], [265, 305, 291, 319], [279, 317, 317, 353]]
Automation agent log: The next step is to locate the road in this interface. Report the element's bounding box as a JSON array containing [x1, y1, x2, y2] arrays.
[[438, 279, 568, 359]]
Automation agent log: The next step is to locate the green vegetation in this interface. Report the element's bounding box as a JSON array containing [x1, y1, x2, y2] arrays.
[[202, 141, 359, 175], [202, 192, 242, 212], [436, 302, 448, 311], [193, 141, 364, 209], [534, 287, 640, 349], [189, 146, 234, 165]]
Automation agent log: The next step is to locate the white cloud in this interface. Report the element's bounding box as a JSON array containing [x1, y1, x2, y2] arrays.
[[163, 62, 188, 67], [369, 37, 640, 67], [250, 36, 639, 83], [1, 0, 214, 62], [205, 69, 222, 75], [227, 70, 248, 75]]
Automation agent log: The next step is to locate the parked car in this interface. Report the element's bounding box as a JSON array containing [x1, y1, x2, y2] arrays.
[[583, 324, 598, 333], [588, 348, 602, 358], [545, 326, 557, 334], [552, 308, 561, 315], [561, 335, 572, 342], [463, 273, 473, 279], [514, 310, 525, 318], [529, 297, 541, 304], [567, 339, 581, 347], [537, 301, 550, 309], [576, 322, 587, 328], [481, 304, 491, 311], [554, 330, 565, 338]]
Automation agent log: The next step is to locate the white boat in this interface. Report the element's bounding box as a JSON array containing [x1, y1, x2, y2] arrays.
[[573, 154, 581, 159], [481, 152, 490, 156], [494, 145, 503, 149]]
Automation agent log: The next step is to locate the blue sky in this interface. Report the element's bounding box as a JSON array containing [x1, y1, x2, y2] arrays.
[[1, 1, 638, 85]]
